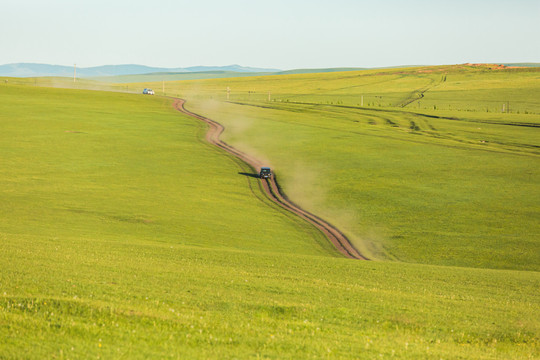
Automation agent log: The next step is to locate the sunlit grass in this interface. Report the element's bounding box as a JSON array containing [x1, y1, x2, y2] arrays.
[[2, 234, 539, 359], [1, 70, 539, 359], [138, 65, 540, 270]]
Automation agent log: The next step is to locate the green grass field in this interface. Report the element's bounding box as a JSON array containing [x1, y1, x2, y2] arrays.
[[133, 65, 540, 271], [1, 68, 539, 359], [0, 85, 333, 257]]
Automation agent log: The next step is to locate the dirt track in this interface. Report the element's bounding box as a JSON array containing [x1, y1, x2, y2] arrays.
[[173, 99, 366, 260]]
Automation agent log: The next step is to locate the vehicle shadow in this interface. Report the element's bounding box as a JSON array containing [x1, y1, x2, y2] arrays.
[[238, 172, 260, 178]]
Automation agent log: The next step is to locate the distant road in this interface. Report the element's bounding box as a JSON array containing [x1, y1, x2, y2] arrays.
[[173, 98, 366, 260]]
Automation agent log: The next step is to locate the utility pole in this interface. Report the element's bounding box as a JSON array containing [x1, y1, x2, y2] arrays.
[[73, 64, 76, 83], [361, 95, 364, 107]]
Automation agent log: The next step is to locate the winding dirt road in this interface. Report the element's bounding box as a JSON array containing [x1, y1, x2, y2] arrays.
[[173, 99, 366, 260]]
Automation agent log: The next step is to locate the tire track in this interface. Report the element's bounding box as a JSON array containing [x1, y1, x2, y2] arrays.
[[173, 98, 366, 260]]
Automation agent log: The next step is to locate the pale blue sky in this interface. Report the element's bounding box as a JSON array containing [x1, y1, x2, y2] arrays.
[[2, 0, 539, 69]]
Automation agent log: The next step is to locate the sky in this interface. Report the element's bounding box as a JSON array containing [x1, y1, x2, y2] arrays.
[[1, 0, 539, 70]]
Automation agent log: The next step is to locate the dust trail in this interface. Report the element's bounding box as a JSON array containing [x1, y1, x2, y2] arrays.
[[174, 98, 367, 260], [283, 162, 384, 260]]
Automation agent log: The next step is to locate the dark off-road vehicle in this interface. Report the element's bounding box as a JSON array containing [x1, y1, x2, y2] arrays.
[[259, 167, 272, 179]]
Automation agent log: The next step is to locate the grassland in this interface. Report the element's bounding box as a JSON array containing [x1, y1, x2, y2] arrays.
[[132, 64, 540, 271], [3, 234, 539, 359], [0, 84, 333, 256], [131, 64, 540, 114], [1, 69, 539, 359], [89, 71, 275, 84], [0, 76, 130, 93]]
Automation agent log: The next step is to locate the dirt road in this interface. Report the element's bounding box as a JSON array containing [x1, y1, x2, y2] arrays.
[[173, 99, 366, 260]]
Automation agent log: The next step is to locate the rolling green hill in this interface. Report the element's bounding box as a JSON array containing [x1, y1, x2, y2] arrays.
[[1, 70, 539, 359], [131, 64, 540, 270]]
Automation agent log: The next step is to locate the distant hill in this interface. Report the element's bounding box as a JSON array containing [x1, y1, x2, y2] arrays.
[[275, 67, 367, 75], [0, 63, 282, 78], [91, 71, 276, 83], [502, 63, 540, 68], [93, 68, 375, 83], [3, 62, 537, 81], [0, 63, 419, 79], [93, 67, 421, 83]]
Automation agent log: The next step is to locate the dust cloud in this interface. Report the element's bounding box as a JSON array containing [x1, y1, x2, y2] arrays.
[[178, 94, 388, 260], [282, 162, 388, 260]]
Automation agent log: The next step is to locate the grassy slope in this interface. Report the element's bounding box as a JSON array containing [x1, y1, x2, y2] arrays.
[[3, 237, 538, 359], [0, 85, 333, 256], [1, 78, 539, 359], [132, 65, 540, 270]]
